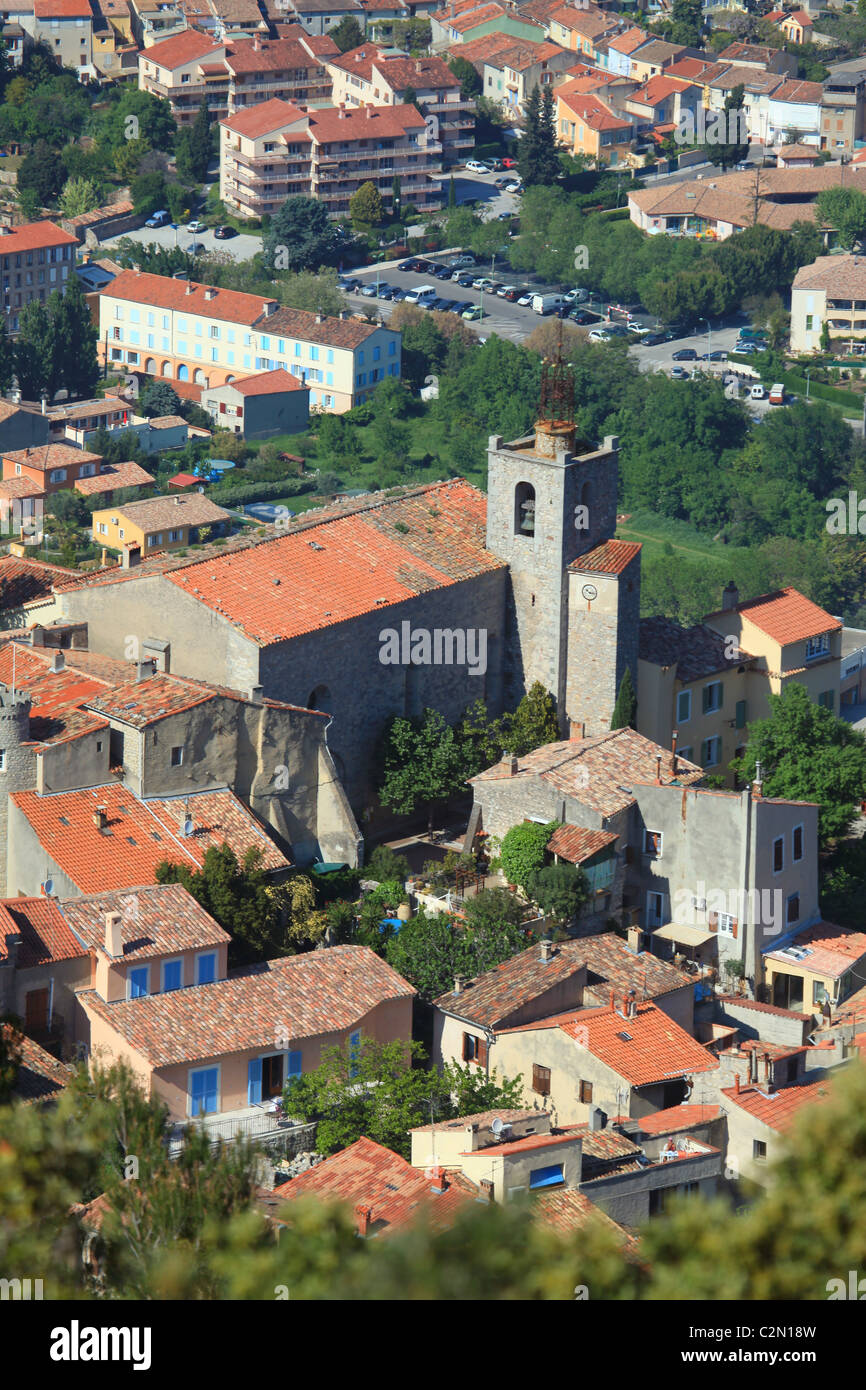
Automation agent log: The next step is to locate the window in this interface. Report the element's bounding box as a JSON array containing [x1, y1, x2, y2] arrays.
[[579, 1079, 593, 1104], [529, 1163, 564, 1189], [678, 745, 692, 762], [348, 1029, 361, 1078], [162, 959, 182, 992], [646, 891, 665, 928], [97, 522, 107, 535], [128, 966, 149, 999], [49, 469, 67, 483], [717, 912, 737, 938], [793, 824, 803, 862], [805, 314, 813, 331], [196, 952, 216, 985], [170, 746, 183, 766], [0, 750, 4, 771], [643, 828, 662, 858], [147, 533, 160, 547], [753, 1139, 767, 1161], [773, 837, 784, 873], [189, 1066, 219, 1117], [805, 633, 830, 661], [818, 689, 835, 711], [676, 689, 691, 724], [735, 699, 746, 730], [532, 1063, 551, 1095], [702, 681, 723, 713], [786, 892, 800, 924], [701, 736, 721, 768]]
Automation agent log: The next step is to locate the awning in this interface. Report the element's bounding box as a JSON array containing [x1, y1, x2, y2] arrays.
[[653, 923, 717, 947]]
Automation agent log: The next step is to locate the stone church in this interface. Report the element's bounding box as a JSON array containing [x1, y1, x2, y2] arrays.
[[29, 367, 641, 810]]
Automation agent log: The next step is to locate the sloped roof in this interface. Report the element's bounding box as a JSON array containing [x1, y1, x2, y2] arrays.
[[639, 615, 746, 682], [764, 922, 866, 980], [74, 462, 155, 497], [434, 939, 588, 1029], [271, 1136, 474, 1234], [3, 1027, 75, 1103], [0, 555, 70, 611], [58, 883, 230, 960], [632, 1103, 723, 1136], [0, 896, 83, 967], [99, 493, 231, 532], [220, 97, 309, 138], [721, 586, 840, 645], [0, 221, 78, 255], [227, 368, 308, 396], [558, 1001, 718, 1086], [569, 539, 641, 575], [793, 252, 866, 298], [721, 1075, 833, 1131], [532, 1187, 635, 1242], [143, 28, 223, 69], [547, 824, 618, 864], [104, 270, 277, 328], [79, 946, 414, 1066]]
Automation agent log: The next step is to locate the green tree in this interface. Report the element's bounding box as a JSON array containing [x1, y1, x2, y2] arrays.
[[518, 84, 560, 186], [17, 137, 63, 206], [525, 862, 589, 925], [377, 707, 466, 833], [54, 273, 99, 399], [610, 668, 637, 730], [669, 0, 703, 46], [58, 176, 99, 217], [0, 1017, 22, 1104], [263, 195, 341, 274], [500, 820, 559, 889], [350, 179, 384, 226], [140, 380, 181, 417], [815, 184, 866, 250], [448, 54, 482, 99], [176, 98, 212, 182], [14, 298, 54, 399], [96, 87, 176, 155], [0, 315, 13, 395], [330, 14, 364, 51], [384, 900, 528, 1000], [284, 1037, 524, 1158], [499, 680, 560, 757], [155, 844, 289, 965], [130, 168, 167, 217], [733, 683, 866, 845], [707, 84, 750, 171]]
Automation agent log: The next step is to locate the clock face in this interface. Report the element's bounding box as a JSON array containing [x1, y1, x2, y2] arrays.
[[581, 583, 598, 602]]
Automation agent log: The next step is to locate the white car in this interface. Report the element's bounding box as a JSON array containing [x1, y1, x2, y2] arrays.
[[472, 276, 494, 290], [504, 182, 522, 194], [187, 219, 206, 234], [497, 284, 516, 297], [627, 322, 650, 336], [516, 292, 533, 307], [588, 329, 611, 342], [465, 160, 490, 174]]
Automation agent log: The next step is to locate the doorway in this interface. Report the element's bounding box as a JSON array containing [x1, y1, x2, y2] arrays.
[[262, 1053, 284, 1099]]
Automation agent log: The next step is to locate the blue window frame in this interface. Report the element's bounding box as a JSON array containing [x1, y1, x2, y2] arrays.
[[128, 966, 148, 999], [529, 1163, 564, 1190], [288, 1049, 302, 1079], [349, 1029, 361, 1077], [196, 952, 216, 985], [190, 1066, 219, 1117], [162, 959, 182, 992]]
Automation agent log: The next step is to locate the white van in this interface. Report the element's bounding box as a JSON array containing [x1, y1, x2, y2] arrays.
[[750, 383, 766, 400], [531, 292, 565, 315], [404, 284, 438, 306]]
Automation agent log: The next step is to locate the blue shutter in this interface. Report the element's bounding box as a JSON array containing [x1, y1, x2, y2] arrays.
[[163, 960, 182, 992], [191, 1067, 219, 1116], [529, 1164, 564, 1189], [197, 952, 215, 985], [129, 967, 148, 998], [247, 1057, 263, 1105], [287, 1050, 302, 1078]]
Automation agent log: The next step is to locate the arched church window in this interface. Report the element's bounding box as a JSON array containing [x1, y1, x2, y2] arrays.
[[514, 481, 535, 536]]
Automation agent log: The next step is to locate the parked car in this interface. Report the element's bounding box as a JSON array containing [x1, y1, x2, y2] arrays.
[[341, 278, 362, 293], [462, 305, 486, 320], [466, 159, 490, 174], [454, 272, 475, 286], [627, 322, 650, 336], [642, 331, 666, 345], [187, 219, 206, 234], [497, 285, 515, 297], [699, 349, 728, 361], [768, 382, 785, 404], [570, 309, 600, 325], [214, 225, 236, 239], [671, 366, 687, 379], [503, 287, 522, 302], [389, 288, 406, 302], [145, 210, 170, 228], [448, 253, 475, 267], [588, 329, 611, 342], [360, 282, 378, 296], [504, 182, 522, 194], [672, 348, 698, 361], [502, 156, 517, 168], [516, 292, 533, 307], [750, 383, 766, 399], [402, 257, 423, 272], [494, 177, 510, 188], [472, 276, 495, 289], [735, 342, 757, 355], [487, 158, 504, 171], [496, 210, 514, 221], [428, 296, 448, 310], [434, 265, 452, 280], [375, 283, 393, 298]]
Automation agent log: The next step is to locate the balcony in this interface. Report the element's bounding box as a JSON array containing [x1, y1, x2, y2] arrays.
[[167, 1103, 317, 1157]]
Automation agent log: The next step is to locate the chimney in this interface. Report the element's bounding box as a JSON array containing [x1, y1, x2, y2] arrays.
[[609, 989, 616, 1009], [753, 760, 763, 799], [121, 545, 141, 570], [627, 924, 643, 954], [249, 683, 264, 705], [503, 751, 517, 776], [454, 974, 464, 994], [722, 579, 739, 612], [655, 753, 662, 785], [49, 650, 65, 673], [94, 805, 109, 830], [354, 1203, 372, 1237], [749, 1046, 757, 1084], [429, 1167, 448, 1194], [477, 1178, 494, 1204], [185, 281, 193, 295], [204, 287, 216, 300], [31, 627, 45, 648], [315, 314, 322, 324], [135, 658, 156, 682], [569, 719, 585, 740], [670, 729, 678, 773], [734, 1073, 740, 1094], [41, 395, 47, 416], [464, 1122, 478, 1151], [540, 937, 552, 963], [104, 910, 123, 957], [626, 989, 636, 1018]]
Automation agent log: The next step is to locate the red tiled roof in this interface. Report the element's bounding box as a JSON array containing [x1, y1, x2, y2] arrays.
[[558, 1001, 718, 1085], [82, 671, 217, 726], [459, 1129, 580, 1158], [74, 462, 155, 497], [272, 1136, 473, 1234], [631, 73, 688, 104], [0, 896, 83, 967], [309, 103, 425, 142], [59, 883, 229, 960], [559, 91, 632, 132], [0, 555, 69, 611], [10, 783, 290, 893], [532, 1187, 635, 1242], [434, 939, 588, 1029], [764, 921, 866, 981], [547, 824, 617, 864], [606, 26, 648, 56], [409, 1107, 539, 1134], [33, 0, 92, 16], [3, 444, 101, 473], [443, 3, 506, 33], [228, 368, 307, 397], [717, 994, 811, 1021], [721, 1076, 833, 1131], [220, 97, 308, 138], [167, 478, 501, 645], [168, 472, 200, 488], [0, 221, 78, 255], [79, 946, 414, 1066], [727, 587, 840, 645], [570, 539, 642, 576], [144, 28, 223, 70], [0, 477, 47, 501], [3, 1026, 75, 1103], [632, 1103, 722, 1135], [771, 78, 822, 103], [105, 271, 277, 327], [0, 641, 110, 745]]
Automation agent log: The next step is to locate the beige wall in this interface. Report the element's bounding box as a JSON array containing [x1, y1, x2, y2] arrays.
[[93, 941, 229, 1004], [458, 1138, 583, 1201], [493, 1024, 636, 1126]]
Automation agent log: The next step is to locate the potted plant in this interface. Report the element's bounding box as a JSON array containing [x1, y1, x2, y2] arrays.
[[723, 959, 746, 995]]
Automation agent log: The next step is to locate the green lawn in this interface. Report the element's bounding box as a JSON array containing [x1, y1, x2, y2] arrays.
[[615, 508, 753, 566]]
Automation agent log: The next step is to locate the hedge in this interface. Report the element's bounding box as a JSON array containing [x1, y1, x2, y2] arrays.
[[208, 478, 316, 506]]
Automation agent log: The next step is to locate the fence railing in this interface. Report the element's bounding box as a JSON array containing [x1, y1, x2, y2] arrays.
[[167, 1111, 317, 1159]]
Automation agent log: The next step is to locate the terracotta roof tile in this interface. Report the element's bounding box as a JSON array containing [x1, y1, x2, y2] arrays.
[[3, 445, 101, 473], [0, 896, 83, 967], [79, 946, 414, 1066], [0, 220, 78, 255], [105, 270, 277, 327], [272, 1136, 473, 1234], [220, 97, 309, 138], [763, 921, 866, 981], [309, 103, 426, 142], [721, 1075, 833, 1131], [0, 556, 68, 610], [547, 824, 618, 864], [632, 1103, 722, 1135], [3, 1026, 75, 1103], [532, 1187, 635, 1242], [74, 462, 155, 497], [59, 882, 230, 959], [10, 783, 290, 893], [143, 28, 223, 69], [98, 493, 231, 533], [0, 477, 47, 501], [559, 1001, 718, 1085], [434, 940, 588, 1029], [409, 1107, 539, 1134], [570, 539, 641, 575], [227, 368, 307, 396], [575, 933, 690, 1004], [731, 586, 839, 645], [639, 615, 747, 682]]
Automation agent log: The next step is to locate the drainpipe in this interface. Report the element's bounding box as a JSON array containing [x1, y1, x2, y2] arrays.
[[738, 786, 753, 994]]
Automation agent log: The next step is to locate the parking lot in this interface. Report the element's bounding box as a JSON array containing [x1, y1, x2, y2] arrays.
[[102, 220, 264, 264]]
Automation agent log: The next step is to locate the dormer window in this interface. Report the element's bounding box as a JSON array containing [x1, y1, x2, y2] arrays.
[[805, 633, 830, 661]]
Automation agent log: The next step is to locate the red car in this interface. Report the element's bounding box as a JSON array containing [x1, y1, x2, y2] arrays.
[[502, 157, 517, 169]]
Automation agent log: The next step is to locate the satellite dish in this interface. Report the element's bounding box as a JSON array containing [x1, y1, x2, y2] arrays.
[[491, 1117, 504, 1136], [41, 879, 53, 896], [183, 819, 194, 837]]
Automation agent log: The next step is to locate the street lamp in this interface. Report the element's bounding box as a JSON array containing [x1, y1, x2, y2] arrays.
[[701, 316, 712, 361], [805, 368, 811, 399]]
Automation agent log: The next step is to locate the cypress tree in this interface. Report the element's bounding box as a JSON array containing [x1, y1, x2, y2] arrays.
[[610, 668, 637, 730]]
